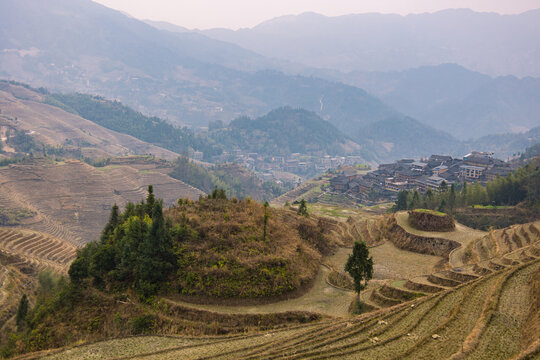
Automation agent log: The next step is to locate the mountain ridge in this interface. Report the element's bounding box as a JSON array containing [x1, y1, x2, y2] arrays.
[[202, 9, 540, 77]]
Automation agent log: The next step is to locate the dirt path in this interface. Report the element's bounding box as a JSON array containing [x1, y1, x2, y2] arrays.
[[165, 260, 356, 318]]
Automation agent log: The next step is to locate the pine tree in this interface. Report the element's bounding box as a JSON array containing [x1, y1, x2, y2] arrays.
[[297, 199, 308, 216], [438, 199, 447, 212], [16, 294, 29, 327], [145, 185, 156, 217], [395, 191, 409, 211], [136, 201, 173, 298], [448, 184, 456, 213], [100, 204, 119, 243], [345, 241, 373, 297]]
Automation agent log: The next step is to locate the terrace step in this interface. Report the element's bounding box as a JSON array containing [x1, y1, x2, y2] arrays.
[[488, 260, 508, 271], [500, 257, 521, 266], [379, 284, 425, 302], [405, 276, 447, 293], [472, 264, 492, 276], [370, 287, 402, 307], [427, 273, 462, 287]]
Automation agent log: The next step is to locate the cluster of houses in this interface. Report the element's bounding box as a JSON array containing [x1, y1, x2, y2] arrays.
[[329, 152, 513, 203], [210, 150, 366, 178]]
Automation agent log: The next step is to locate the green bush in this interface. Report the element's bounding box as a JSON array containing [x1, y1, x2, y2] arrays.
[[130, 315, 155, 335]]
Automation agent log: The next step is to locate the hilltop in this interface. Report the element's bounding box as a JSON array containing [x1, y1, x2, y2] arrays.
[[206, 107, 362, 156], [0, 192, 353, 355]]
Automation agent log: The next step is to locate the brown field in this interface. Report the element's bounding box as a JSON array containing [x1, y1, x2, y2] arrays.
[[395, 211, 487, 267], [2, 205, 538, 359], [0, 227, 76, 273], [0, 159, 204, 245], [29, 259, 540, 360], [0, 226, 77, 334]]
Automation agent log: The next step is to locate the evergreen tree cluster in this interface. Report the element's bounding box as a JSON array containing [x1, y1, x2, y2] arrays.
[[46, 93, 221, 159], [394, 159, 540, 212], [68, 186, 176, 299]]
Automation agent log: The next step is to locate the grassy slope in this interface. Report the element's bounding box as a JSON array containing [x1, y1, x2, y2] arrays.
[[166, 198, 341, 299]]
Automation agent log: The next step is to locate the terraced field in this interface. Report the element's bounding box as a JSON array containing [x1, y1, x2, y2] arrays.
[[270, 180, 324, 207], [0, 251, 40, 333], [394, 211, 487, 267], [0, 160, 204, 245], [0, 227, 76, 273], [4, 202, 538, 359], [0, 226, 79, 335], [31, 259, 540, 360]]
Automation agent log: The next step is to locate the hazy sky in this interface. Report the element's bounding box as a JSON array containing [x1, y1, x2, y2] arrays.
[[93, 0, 540, 30]]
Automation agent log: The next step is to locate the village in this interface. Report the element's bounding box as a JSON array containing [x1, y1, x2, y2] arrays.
[[327, 151, 514, 204], [204, 149, 366, 184]]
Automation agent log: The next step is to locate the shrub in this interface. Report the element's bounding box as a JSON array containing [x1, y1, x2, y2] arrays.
[[130, 315, 155, 335]]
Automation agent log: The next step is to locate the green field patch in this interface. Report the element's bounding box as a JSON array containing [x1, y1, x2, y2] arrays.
[[412, 208, 447, 216], [471, 205, 513, 210]]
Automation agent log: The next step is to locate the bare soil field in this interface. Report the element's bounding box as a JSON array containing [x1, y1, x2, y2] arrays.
[[0, 160, 204, 245], [0, 227, 76, 273], [395, 211, 487, 267]]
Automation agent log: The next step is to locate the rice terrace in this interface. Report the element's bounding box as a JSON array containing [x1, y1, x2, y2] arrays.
[[1, 182, 539, 359], [1, 1, 540, 359]]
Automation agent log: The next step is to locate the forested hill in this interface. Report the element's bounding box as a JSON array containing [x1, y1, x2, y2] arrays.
[[207, 107, 362, 156], [46, 92, 221, 160]]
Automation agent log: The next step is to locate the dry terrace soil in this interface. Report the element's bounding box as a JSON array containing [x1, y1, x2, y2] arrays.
[[395, 211, 487, 268], [0, 159, 204, 246], [29, 259, 540, 360]]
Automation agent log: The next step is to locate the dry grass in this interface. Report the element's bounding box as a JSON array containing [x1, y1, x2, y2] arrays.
[[20, 259, 540, 360], [164, 264, 355, 318], [166, 198, 346, 299]]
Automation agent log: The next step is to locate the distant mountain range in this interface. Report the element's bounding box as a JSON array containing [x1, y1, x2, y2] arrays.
[[1, 0, 538, 163], [312, 64, 540, 139], [2, 80, 538, 165], [202, 10, 540, 78], [0, 0, 395, 132]]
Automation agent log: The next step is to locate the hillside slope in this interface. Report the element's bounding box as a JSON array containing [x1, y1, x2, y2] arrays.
[[0, 82, 181, 160], [0, 159, 204, 245], [324, 64, 540, 139], [208, 107, 362, 156], [0, 0, 396, 130]]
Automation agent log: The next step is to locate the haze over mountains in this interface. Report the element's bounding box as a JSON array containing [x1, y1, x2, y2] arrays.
[[202, 10, 540, 78], [0, 0, 539, 162], [314, 64, 540, 139]]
